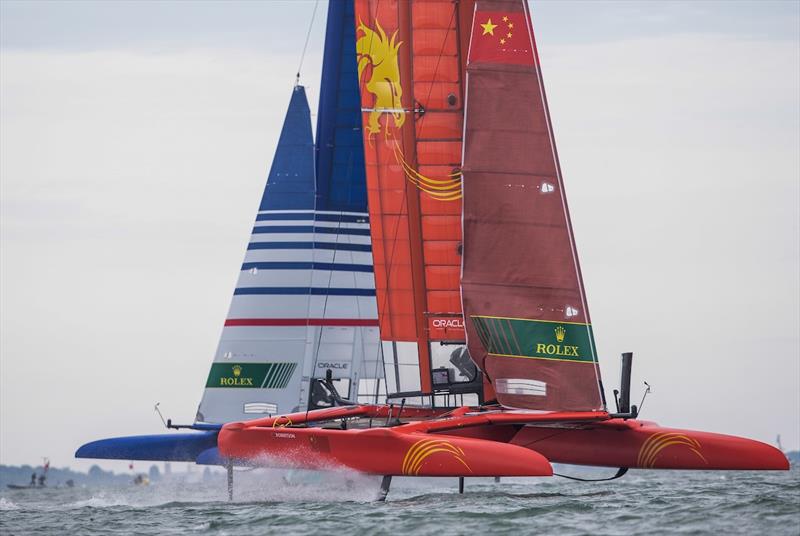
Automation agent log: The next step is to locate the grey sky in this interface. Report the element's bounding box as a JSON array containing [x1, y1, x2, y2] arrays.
[[1, 1, 798, 472]]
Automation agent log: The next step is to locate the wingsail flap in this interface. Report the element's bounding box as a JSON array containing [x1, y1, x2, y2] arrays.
[[460, 0, 604, 411]]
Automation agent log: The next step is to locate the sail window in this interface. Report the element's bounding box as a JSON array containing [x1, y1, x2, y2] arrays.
[[244, 402, 278, 414], [495, 378, 547, 397]]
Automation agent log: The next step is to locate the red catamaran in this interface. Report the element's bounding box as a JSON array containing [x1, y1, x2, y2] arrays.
[[77, 0, 788, 500]]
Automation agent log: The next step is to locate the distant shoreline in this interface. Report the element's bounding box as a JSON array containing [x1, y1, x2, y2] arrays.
[[2, 450, 797, 488], [0, 463, 161, 488]]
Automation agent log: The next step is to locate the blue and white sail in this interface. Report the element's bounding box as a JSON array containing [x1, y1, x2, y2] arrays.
[[75, 0, 383, 464], [196, 1, 383, 424]]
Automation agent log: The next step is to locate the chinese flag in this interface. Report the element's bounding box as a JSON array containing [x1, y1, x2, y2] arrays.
[[468, 10, 535, 66]]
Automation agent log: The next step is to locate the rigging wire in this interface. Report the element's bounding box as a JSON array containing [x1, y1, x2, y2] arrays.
[[305, 35, 363, 421], [298, 0, 321, 424], [307, 209, 346, 413], [296, 0, 321, 85], [637, 381, 652, 416]]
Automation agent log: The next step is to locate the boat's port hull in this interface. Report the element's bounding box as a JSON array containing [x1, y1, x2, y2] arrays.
[[218, 425, 553, 477]]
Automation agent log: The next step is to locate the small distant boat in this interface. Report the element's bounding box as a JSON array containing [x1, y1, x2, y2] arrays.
[[7, 480, 74, 490], [132, 474, 150, 486], [7, 458, 50, 490]]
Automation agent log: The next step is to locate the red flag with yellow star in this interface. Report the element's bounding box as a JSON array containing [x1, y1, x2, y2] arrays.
[[468, 10, 534, 65]]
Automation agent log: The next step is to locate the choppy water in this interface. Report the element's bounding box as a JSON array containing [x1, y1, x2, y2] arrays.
[[1, 467, 798, 535]]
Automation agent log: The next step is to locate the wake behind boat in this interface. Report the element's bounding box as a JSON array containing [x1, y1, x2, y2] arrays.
[[76, 0, 788, 501]]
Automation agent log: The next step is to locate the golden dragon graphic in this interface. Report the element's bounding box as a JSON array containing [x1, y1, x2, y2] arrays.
[[356, 19, 462, 201]]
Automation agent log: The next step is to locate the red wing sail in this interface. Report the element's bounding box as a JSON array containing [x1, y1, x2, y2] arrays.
[[354, 0, 487, 401], [461, 0, 605, 411]]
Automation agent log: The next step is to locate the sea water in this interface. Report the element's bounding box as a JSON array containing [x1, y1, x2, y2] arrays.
[[1, 466, 798, 535]]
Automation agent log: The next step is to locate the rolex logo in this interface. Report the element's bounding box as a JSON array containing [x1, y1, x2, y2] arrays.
[[554, 325, 566, 343], [218, 364, 253, 386]]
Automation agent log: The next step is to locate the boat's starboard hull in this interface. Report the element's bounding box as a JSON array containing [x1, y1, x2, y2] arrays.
[[510, 419, 789, 471]]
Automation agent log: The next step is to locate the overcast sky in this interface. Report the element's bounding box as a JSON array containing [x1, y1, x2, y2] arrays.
[[1, 1, 798, 472]]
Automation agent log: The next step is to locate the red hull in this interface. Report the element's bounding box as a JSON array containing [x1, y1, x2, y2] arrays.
[[217, 406, 788, 475], [511, 419, 789, 470], [218, 425, 553, 477]]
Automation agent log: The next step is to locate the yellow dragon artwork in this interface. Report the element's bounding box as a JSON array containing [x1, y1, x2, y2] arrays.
[[356, 18, 462, 201], [356, 19, 405, 136]]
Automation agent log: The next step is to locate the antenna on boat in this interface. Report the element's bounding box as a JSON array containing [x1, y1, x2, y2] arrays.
[[637, 381, 652, 416], [154, 402, 168, 428]]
